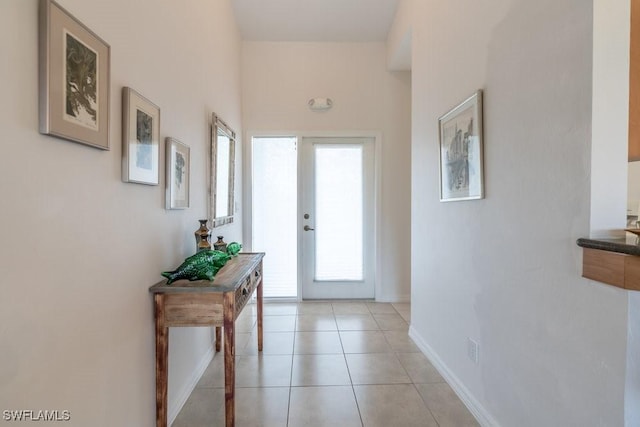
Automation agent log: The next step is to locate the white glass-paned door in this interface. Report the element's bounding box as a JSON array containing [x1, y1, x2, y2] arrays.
[[314, 145, 363, 281], [301, 137, 375, 300], [252, 137, 298, 298]]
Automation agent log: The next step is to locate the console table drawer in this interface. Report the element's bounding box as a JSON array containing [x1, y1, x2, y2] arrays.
[[235, 264, 261, 314], [164, 293, 224, 326]]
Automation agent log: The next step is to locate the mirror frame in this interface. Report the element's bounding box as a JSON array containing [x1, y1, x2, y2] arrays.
[[209, 113, 236, 227]]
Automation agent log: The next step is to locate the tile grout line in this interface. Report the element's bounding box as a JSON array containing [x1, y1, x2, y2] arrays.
[[250, 304, 295, 424], [285, 306, 297, 427], [380, 302, 441, 427], [334, 306, 366, 427], [412, 381, 442, 427]]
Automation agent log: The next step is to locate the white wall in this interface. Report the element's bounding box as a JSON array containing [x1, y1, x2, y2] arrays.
[[592, 0, 630, 237], [386, 0, 412, 71], [628, 292, 640, 426], [606, 0, 640, 422], [403, 0, 629, 425], [242, 42, 411, 301], [0, 1, 242, 425]]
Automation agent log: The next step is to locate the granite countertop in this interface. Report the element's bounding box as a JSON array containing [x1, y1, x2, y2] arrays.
[[577, 234, 640, 256]]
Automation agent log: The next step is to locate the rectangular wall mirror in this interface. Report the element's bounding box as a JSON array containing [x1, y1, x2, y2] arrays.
[[210, 113, 236, 227]]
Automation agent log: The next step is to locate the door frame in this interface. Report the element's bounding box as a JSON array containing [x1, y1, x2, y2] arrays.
[[244, 130, 382, 301], [300, 136, 376, 299]]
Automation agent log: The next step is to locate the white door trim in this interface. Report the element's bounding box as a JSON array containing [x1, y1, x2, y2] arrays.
[[244, 130, 382, 301], [301, 137, 375, 299]]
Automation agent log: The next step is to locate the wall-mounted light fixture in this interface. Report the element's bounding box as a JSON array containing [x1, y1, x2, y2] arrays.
[[308, 97, 333, 112]]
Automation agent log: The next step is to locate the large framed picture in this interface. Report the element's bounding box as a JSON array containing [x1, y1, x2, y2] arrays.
[[122, 88, 160, 185], [166, 138, 190, 209], [438, 90, 484, 202], [39, 0, 110, 150]]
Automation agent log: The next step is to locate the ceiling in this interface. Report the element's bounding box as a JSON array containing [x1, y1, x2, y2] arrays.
[[231, 0, 401, 42]]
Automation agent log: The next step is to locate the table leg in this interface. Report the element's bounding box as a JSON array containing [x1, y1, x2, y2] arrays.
[[223, 292, 235, 427], [154, 294, 168, 427], [257, 273, 263, 352], [215, 326, 222, 352]]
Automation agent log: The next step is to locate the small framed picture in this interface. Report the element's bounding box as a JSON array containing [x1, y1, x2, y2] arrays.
[[122, 87, 160, 185], [438, 90, 484, 202], [39, 0, 110, 149], [166, 138, 190, 209]]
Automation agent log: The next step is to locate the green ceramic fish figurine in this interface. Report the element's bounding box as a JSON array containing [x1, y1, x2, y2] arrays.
[[162, 250, 231, 284], [226, 242, 242, 257]]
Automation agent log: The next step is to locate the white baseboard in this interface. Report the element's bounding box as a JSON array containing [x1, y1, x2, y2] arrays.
[[168, 345, 215, 426], [375, 292, 411, 303], [408, 326, 500, 427], [395, 293, 411, 303]]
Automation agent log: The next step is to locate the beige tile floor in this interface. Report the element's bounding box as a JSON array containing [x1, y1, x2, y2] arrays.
[[173, 301, 479, 427]]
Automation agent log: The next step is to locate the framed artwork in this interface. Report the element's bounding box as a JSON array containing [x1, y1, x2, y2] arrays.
[[166, 138, 190, 209], [38, 0, 110, 149], [122, 87, 160, 185], [438, 90, 484, 202]]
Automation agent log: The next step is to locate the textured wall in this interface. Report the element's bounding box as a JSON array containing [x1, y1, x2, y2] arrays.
[[0, 1, 242, 424], [405, 0, 629, 425]]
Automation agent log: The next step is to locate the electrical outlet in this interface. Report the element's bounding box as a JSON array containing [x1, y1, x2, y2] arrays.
[[467, 338, 479, 364]]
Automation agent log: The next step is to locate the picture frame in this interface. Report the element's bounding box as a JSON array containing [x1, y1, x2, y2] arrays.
[[166, 138, 190, 209], [122, 87, 160, 185], [39, 0, 110, 150], [438, 90, 484, 202]]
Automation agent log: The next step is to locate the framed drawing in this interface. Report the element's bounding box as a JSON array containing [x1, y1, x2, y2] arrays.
[[39, 0, 110, 149], [438, 90, 484, 202], [122, 87, 160, 185], [166, 138, 190, 209]]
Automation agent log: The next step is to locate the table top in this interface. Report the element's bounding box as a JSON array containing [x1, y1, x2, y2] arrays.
[[149, 252, 265, 294]]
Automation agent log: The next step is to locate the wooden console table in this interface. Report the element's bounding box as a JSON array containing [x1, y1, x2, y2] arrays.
[[149, 252, 265, 427]]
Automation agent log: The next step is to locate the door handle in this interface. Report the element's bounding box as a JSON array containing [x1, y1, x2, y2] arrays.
[[304, 225, 315, 231]]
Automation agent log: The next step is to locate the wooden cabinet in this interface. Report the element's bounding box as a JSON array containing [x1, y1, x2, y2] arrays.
[[582, 248, 640, 290]]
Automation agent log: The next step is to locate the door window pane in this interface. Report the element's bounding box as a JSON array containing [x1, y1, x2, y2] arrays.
[[252, 137, 298, 297], [314, 145, 363, 281]]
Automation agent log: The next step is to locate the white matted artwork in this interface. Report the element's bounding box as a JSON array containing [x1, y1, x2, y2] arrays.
[[122, 87, 160, 185], [38, 0, 110, 149], [166, 138, 190, 209], [438, 90, 484, 202]]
